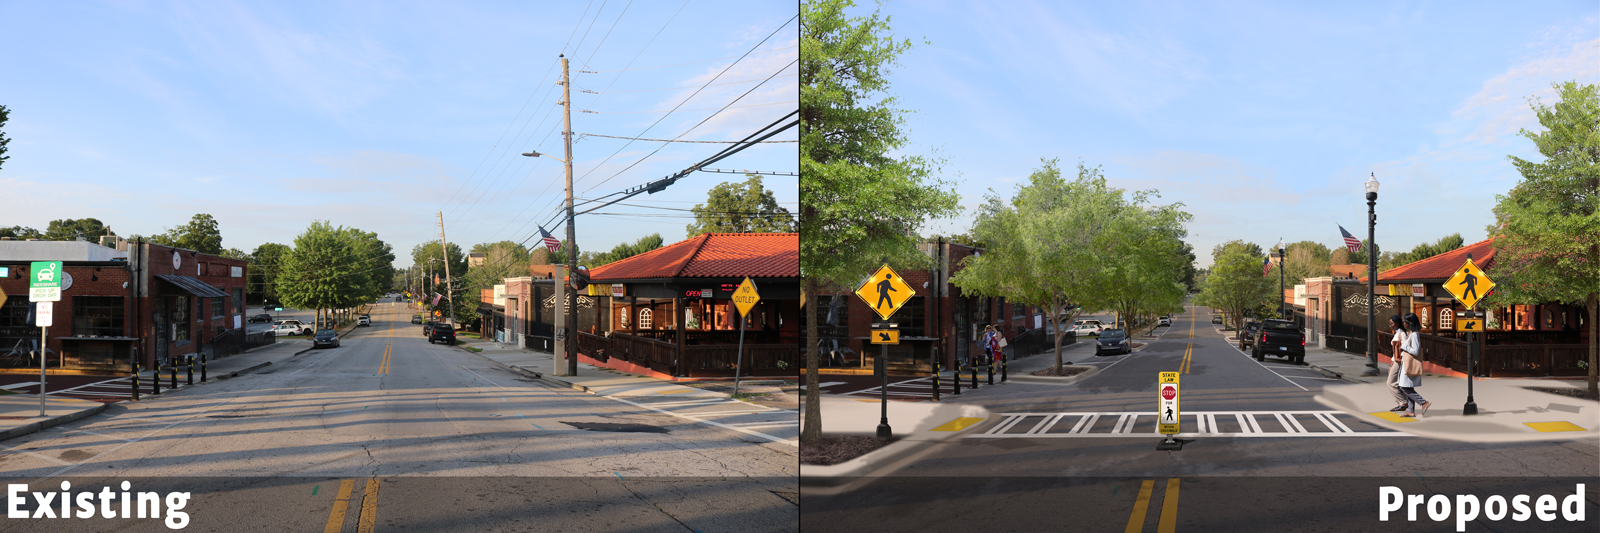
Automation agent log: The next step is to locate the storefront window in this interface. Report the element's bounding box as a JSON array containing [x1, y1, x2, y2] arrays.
[[172, 296, 189, 343], [233, 288, 244, 314], [639, 308, 652, 329], [685, 307, 700, 330], [211, 296, 224, 318], [1486, 309, 1501, 330], [72, 296, 125, 337]]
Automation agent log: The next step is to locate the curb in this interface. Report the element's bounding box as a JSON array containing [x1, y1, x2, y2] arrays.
[[1007, 365, 1101, 384], [800, 405, 991, 488], [1, 401, 109, 442], [214, 361, 273, 381], [458, 348, 587, 393]]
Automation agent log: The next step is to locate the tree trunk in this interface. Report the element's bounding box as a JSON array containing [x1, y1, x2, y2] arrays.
[[1588, 292, 1597, 397], [1051, 304, 1064, 373], [801, 277, 822, 444]]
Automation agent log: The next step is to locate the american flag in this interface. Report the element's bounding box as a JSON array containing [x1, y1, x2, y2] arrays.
[[1263, 255, 1272, 277], [1338, 224, 1362, 253], [538, 224, 562, 253]]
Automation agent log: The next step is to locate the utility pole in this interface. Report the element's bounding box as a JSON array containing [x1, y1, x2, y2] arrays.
[[560, 54, 578, 377], [437, 212, 457, 326]]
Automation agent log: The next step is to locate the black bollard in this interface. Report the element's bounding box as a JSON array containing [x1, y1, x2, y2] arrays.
[[931, 359, 941, 402], [988, 359, 994, 385], [953, 356, 961, 395], [1001, 357, 1008, 382], [971, 362, 978, 389], [186, 355, 194, 386], [132, 362, 140, 402], [200, 353, 207, 382], [152, 361, 161, 395], [170, 362, 177, 389]]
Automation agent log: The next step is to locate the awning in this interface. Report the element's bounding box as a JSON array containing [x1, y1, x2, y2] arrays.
[[156, 275, 229, 298]]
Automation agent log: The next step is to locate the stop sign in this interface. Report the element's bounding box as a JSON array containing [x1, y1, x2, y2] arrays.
[[1161, 385, 1177, 400]]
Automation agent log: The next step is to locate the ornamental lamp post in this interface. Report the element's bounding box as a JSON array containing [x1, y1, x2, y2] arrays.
[[1362, 173, 1381, 377], [1277, 238, 1287, 320]]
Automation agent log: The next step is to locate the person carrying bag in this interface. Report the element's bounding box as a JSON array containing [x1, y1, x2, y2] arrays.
[[1398, 313, 1430, 417]]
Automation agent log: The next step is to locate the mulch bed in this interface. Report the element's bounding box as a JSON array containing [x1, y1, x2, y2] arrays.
[[1030, 366, 1091, 377], [1522, 386, 1600, 402], [800, 435, 900, 466]]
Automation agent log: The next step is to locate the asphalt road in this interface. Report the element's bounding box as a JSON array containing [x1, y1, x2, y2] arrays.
[[1, 300, 798, 532], [800, 305, 1600, 532]]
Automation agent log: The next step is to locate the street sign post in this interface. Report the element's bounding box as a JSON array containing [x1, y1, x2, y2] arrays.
[[1444, 257, 1495, 415], [732, 277, 760, 395], [1157, 372, 1183, 450], [855, 264, 915, 321], [856, 266, 914, 440], [28, 261, 61, 417]]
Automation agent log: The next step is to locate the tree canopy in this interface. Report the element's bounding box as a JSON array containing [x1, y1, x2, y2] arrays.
[[1195, 240, 1278, 331], [686, 175, 796, 235], [590, 233, 665, 267], [799, 0, 961, 443], [0, 226, 42, 240], [149, 213, 225, 255], [277, 222, 392, 326], [1485, 81, 1598, 394], [42, 218, 115, 242], [0, 104, 10, 171], [249, 243, 292, 305]]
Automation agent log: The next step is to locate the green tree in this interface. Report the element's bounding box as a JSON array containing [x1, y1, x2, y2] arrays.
[[150, 213, 224, 255], [799, 0, 962, 443], [955, 160, 1189, 373], [1198, 240, 1277, 335], [42, 218, 115, 242], [0, 105, 10, 170], [529, 247, 552, 266], [1485, 81, 1599, 395], [277, 223, 392, 327], [249, 243, 292, 305], [412, 240, 471, 323], [0, 226, 42, 240], [591, 233, 665, 266], [686, 175, 797, 235], [1283, 240, 1332, 285]]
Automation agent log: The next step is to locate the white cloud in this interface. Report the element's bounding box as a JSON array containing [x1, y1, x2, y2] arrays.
[[1447, 38, 1599, 146]]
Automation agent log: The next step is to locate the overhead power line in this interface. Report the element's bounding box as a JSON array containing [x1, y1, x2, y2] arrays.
[[575, 45, 797, 74], [576, 133, 794, 144], [575, 72, 797, 94], [579, 100, 795, 114]]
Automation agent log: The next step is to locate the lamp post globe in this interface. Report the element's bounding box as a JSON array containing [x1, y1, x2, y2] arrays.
[[1362, 173, 1381, 377]]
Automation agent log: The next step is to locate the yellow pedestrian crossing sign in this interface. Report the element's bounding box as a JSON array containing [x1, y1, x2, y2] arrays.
[[732, 277, 760, 318], [855, 264, 915, 321], [1444, 259, 1494, 309]]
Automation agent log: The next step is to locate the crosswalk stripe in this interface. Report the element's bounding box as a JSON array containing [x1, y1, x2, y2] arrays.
[[969, 411, 1408, 438]]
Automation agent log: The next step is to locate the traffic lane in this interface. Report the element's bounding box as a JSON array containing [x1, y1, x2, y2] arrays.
[[0, 315, 798, 480], [0, 372, 126, 398], [801, 476, 1596, 533]]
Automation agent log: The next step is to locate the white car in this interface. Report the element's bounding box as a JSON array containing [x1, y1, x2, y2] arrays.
[[1069, 323, 1103, 337], [357, 315, 371, 327], [1158, 315, 1171, 327], [269, 323, 309, 336]]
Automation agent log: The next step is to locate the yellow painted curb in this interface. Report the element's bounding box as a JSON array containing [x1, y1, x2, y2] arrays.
[[931, 417, 986, 432], [1367, 411, 1419, 423], [1524, 421, 1588, 433], [657, 389, 694, 395]]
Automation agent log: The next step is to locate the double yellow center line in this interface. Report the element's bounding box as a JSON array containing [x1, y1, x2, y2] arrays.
[[1125, 478, 1181, 533], [377, 311, 394, 375], [1179, 308, 1196, 374], [323, 478, 381, 533]]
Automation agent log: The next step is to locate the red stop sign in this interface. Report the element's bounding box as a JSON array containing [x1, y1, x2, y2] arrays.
[[1161, 385, 1177, 400]]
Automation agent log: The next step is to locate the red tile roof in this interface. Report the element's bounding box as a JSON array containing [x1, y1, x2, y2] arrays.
[[1360, 236, 1500, 283], [588, 233, 798, 281]]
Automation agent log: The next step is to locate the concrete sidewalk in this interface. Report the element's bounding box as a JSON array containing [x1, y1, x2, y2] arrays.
[[454, 337, 738, 399], [0, 338, 310, 442], [800, 395, 989, 486]]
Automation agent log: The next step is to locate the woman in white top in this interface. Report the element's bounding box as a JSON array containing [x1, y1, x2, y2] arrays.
[[1386, 316, 1409, 412], [1397, 313, 1430, 417]]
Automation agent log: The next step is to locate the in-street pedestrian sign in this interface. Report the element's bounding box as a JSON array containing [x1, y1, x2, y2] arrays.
[[855, 264, 915, 321], [30, 261, 62, 302], [1444, 259, 1494, 309], [732, 277, 760, 318], [871, 329, 900, 345], [1159, 372, 1181, 435]]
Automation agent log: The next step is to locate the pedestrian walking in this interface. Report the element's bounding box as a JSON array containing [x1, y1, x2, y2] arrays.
[[981, 325, 999, 366], [1385, 315, 1408, 412], [1398, 313, 1430, 417]]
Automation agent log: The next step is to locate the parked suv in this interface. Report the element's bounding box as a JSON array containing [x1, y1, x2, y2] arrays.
[[357, 315, 371, 327], [247, 314, 274, 323], [1157, 315, 1171, 327], [428, 323, 456, 345], [411, 315, 423, 324], [1253, 319, 1306, 364], [1238, 322, 1262, 351]]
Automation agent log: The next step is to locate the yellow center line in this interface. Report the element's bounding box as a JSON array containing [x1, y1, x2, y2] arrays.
[[1157, 478, 1181, 533], [356, 477, 381, 533], [1124, 479, 1156, 533], [323, 479, 355, 533]]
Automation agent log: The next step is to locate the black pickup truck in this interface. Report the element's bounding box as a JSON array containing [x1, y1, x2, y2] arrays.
[[1252, 319, 1306, 364]]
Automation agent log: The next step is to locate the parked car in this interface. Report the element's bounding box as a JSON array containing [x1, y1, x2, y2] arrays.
[[1095, 328, 1130, 355], [1157, 315, 1171, 327], [317, 318, 338, 329], [1069, 322, 1103, 337], [428, 323, 456, 345], [357, 315, 371, 327], [1253, 319, 1306, 364], [312, 329, 340, 349], [422, 321, 439, 336], [1212, 315, 1223, 324], [247, 314, 274, 323], [1238, 322, 1263, 351], [269, 323, 309, 336], [411, 315, 423, 324]]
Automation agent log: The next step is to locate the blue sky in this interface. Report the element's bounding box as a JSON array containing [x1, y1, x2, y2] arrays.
[[0, 0, 797, 268], [874, 1, 1597, 268]]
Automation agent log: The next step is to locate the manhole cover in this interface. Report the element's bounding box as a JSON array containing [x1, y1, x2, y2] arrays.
[[562, 422, 668, 433]]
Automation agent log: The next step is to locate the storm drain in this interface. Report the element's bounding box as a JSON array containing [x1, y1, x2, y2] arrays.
[[562, 422, 668, 433]]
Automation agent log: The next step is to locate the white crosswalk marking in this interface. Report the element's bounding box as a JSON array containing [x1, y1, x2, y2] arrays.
[[969, 411, 1410, 438]]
